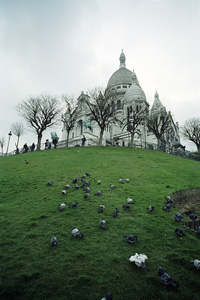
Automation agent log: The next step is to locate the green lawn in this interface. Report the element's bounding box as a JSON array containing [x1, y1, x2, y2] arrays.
[[0, 147, 200, 300]]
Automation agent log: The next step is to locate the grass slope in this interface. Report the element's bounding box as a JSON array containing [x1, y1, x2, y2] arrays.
[[0, 147, 200, 300]]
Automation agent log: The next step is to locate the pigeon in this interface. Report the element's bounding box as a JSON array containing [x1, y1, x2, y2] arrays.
[[125, 178, 130, 183], [163, 203, 172, 212], [64, 184, 70, 189], [175, 212, 184, 221], [197, 226, 200, 237], [85, 181, 90, 186], [25, 160, 28, 164], [165, 196, 172, 203], [100, 219, 106, 229], [158, 267, 179, 288], [51, 236, 58, 247], [97, 180, 101, 185], [109, 184, 116, 189], [101, 292, 112, 300], [62, 190, 66, 195], [71, 227, 83, 238], [123, 204, 132, 211], [127, 198, 135, 204], [69, 202, 79, 208], [85, 172, 90, 176], [113, 208, 119, 217], [75, 184, 79, 189], [147, 205, 154, 212], [175, 228, 185, 236], [59, 202, 66, 211], [123, 235, 138, 244], [119, 178, 124, 184], [84, 193, 90, 199], [190, 259, 200, 271], [84, 187, 91, 193], [129, 253, 148, 269], [46, 181, 53, 186], [72, 178, 77, 184], [95, 190, 102, 196], [188, 213, 198, 220], [98, 204, 105, 213]]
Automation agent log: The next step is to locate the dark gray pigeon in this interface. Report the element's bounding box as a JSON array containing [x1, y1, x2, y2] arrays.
[[123, 235, 138, 244], [158, 267, 179, 288], [101, 292, 112, 300], [97, 180, 101, 185], [85, 172, 90, 176], [59, 202, 66, 211], [175, 228, 185, 236], [109, 184, 116, 189], [190, 259, 200, 271], [100, 219, 106, 229], [25, 160, 28, 164], [119, 178, 124, 184], [84, 193, 89, 199], [51, 236, 58, 247], [98, 204, 105, 213], [69, 202, 79, 208], [84, 187, 91, 193], [165, 196, 172, 203], [147, 206, 154, 212], [75, 183, 79, 189], [113, 208, 119, 217], [71, 227, 83, 238], [197, 226, 200, 237], [123, 204, 132, 211], [163, 203, 172, 212], [46, 181, 53, 186], [72, 178, 77, 184], [64, 184, 70, 189], [175, 212, 184, 221], [95, 190, 102, 196], [188, 213, 198, 220]]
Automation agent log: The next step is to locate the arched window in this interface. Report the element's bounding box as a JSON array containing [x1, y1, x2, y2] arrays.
[[117, 100, 121, 110], [78, 120, 83, 135]]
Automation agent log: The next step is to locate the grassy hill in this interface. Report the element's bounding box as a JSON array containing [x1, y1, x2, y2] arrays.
[[0, 147, 200, 300]]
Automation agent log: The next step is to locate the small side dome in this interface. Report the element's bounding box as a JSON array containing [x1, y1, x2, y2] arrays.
[[124, 70, 146, 104]]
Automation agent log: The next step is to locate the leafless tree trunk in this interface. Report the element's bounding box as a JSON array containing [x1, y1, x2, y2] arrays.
[[61, 95, 81, 148], [0, 137, 6, 156], [181, 118, 200, 152], [15, 93, 61, 150], [10, 122, 26, 148]]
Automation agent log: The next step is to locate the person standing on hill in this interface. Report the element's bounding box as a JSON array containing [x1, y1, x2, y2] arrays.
[[82, 135, 86, 147]]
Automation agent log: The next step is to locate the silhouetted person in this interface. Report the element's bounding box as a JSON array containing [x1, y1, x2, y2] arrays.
[[82, 135, 86, 147], [30, 143, 35, 152], [23, 143, 29, 153]]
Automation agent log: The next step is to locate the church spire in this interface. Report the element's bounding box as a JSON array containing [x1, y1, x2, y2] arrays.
[[119, 49, 126, 68]]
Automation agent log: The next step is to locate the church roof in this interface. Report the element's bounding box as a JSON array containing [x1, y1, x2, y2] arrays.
[[151, 91, 165, 113], [107, 50, 132, 89], [124, 70, 146, 103]]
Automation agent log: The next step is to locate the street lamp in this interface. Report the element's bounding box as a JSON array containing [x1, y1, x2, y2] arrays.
[[6, 131, 12, 155]]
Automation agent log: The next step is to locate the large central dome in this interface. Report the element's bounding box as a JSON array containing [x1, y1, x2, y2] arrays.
[[106, 51, 132, 89]]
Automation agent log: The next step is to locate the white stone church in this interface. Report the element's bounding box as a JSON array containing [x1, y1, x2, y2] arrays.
[[62, 51, 180, 151]]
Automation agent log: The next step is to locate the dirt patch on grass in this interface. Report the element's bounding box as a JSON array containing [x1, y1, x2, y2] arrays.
[[172, 187, 200, 214]]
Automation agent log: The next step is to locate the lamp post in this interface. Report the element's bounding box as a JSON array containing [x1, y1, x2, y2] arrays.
[[6, 131, 12, 155]]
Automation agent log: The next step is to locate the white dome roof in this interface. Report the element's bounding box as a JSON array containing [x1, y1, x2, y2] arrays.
[[124, 70, 146, 103]]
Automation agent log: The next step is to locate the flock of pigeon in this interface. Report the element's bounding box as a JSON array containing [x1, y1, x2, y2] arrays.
[[45, 170, 200, 298]]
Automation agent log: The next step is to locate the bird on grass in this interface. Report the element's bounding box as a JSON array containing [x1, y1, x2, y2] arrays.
[[69, 202, 79, 208], [95, 190, 102, 196], [175, 228, 185, 236], [127, 198, 135, 204], [190, 259, 200, 271], [113, 208, 119, 217], [165, 196, 172, 203], [98, 204, 105, 213], [109, 184, 116, 189], [75, 183, 79, 189], [123, 235, 138, 244], [71, 227, 83, 238], [163, 203, 172, 212], [129, 253, 148, 269], [97, 180, 101, 185], [25, 160, 28, 164], [197, 226, 200, 237], [84, 193, 90, 199], [84, 187, 90, 193], [147, 206, 154, 212], [46, 181, 53, 186], [51, 236, 58, 247], [85, 172, 90, 177], [123, 204, 132, 211], [175, 212, 184, 221], [100, 219, 106, 229], [64, 184, 70, 189], [59, 202, 66, 211], [158, 267, 179, 288], [119, 178, 124, 184], [101, 292, 112, 300], [72, 178, 78, 184], [188, 213, 198, 221], [62, 190, 66, 195], [126, 178, 130, 183]]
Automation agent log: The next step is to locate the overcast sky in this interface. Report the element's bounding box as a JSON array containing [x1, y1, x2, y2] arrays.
[[0, 0, 199, 153]]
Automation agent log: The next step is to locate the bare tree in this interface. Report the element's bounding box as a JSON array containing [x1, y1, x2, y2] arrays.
[[181, 118, 200, 152], [0, 137, 6, 156], [15, 93, 61, 150], [10, 122, 26, 149], [86, 88, 118, 145], [146, 111, 172, 149], [61, 95, 81, 147], [122, 105, 146, 147]]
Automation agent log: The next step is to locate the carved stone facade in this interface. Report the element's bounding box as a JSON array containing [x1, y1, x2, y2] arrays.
[[62, 51, 180, 150]]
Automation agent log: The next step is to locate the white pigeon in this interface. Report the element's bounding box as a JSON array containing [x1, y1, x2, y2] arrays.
[[129, 253, 148, 269], [127, 198, 134, 204], [59, 202, 66, 211], [62, 190, 66, 195]]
